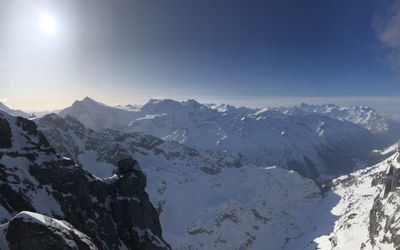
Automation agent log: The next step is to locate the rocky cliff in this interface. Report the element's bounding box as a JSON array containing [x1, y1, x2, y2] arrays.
[[0, 110, 170, 250]]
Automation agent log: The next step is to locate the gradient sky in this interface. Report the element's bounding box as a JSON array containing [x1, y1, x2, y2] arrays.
[[1, 0, 400, 111]]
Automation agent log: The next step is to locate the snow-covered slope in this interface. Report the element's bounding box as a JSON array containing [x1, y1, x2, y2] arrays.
[[0, 101, 29, 118], [60, 98, 385, 178], [38, 113, 325, 249], [282, 143, 400, 249], [0, 110, 169, 249]]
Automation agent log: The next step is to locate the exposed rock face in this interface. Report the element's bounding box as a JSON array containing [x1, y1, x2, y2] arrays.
[[0, 116, 11, 148], [0, 110, 170, 250], [117, 158, 140, 175], [368, 152, 400, 249]]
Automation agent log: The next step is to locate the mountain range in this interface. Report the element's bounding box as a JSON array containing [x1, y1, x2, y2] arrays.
[[59, 97, 400, 179], [1, 98, 400, 249]]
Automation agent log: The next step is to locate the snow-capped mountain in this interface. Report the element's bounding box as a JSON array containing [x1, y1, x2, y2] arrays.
[[281, 103, 400, 137], [58, 97, 141, 131], [38, 113, 325, 249], [59, 97, 385, 179], [0, 110, 170, 249], [0, 101, 29, 118]]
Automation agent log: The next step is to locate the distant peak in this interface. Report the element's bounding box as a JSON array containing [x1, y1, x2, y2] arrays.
[[185, 99, 200, 105], [72, 97, 106, 107], [143, 98, 179, 107], [357, 105, 375, 111], [299, 102, 310, 107], [298, 103, 339, 110], [82, 96, 97, 103], [146, 98, 163, 104], [213, 103, 236, 112], [142, 98, 208, 113]]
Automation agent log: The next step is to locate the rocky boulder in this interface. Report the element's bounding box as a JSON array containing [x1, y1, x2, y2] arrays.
[[4, 211, 97, 250]]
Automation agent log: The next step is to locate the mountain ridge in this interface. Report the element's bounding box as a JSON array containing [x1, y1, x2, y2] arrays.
[[58, 97, 393, 179], [0, 101, 29, 118]]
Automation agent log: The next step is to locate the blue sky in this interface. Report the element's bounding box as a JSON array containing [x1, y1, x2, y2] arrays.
[[0, 0, 400, 111], [75, 0, 399, 96]]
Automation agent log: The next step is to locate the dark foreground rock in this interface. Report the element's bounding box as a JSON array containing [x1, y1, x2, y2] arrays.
[[0, 110, 170, 250]]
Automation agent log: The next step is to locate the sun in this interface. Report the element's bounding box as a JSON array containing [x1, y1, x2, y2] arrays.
[[38, 13, 56, 35]]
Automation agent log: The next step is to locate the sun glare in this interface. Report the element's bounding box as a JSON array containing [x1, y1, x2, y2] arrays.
[[38, 13, 56, 35]]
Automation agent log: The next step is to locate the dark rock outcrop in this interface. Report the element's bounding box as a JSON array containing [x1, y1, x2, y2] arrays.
[[0, 116, 11, 148], [117, 158, 139, 175]]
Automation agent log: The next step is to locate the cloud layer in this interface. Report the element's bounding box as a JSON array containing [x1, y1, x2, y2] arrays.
[[374, 0, 400, 74]]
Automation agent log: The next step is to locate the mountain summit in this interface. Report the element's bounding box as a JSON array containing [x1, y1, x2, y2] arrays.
[[59, 97, 139, 131]]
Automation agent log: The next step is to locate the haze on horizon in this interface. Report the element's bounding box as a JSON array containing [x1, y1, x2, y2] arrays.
[[1, 0, 400, 112]]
